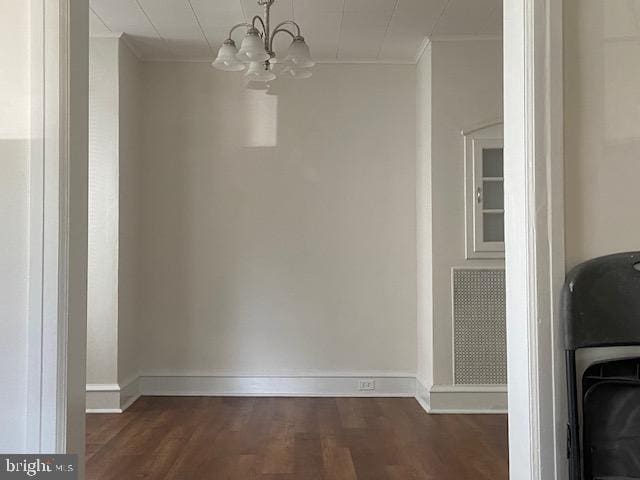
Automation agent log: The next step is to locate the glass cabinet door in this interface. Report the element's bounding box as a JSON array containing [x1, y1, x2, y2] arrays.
[[473, 140, 505, 254]]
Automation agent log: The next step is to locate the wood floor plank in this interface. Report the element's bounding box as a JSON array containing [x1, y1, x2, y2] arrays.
[[293, 431, 324, 478], [260, 429, 295, 475], [321, 438, 359, 480], [336, 398, 367, 429], [86, 397, 508, 480]]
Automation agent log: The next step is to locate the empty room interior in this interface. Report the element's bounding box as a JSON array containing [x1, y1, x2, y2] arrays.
[[81, 0, 508, 480], [84, 0, 507, 478], [7, 0, 640, 478]]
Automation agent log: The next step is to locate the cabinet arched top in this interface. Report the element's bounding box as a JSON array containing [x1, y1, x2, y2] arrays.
[[461, 119, 504, 137]]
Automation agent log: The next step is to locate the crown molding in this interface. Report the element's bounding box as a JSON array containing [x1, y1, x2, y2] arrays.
[[461, 118, 504, 136], [139, 57, 211, 63], [91, 34, 501, 66], [139, 57, 417, 65], [89, 32, 123, 39], [120, 34, 144, 60], [413, 37, 431, 64], [89, 32, 144, 61], [316, 58, 416, 65], [430, 34, 503, 42]]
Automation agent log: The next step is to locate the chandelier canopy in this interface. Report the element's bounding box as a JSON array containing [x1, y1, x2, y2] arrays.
[[212, 0, 315, 87]]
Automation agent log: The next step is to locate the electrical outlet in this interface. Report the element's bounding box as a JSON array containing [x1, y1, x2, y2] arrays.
[[358, 379, 376, 391]]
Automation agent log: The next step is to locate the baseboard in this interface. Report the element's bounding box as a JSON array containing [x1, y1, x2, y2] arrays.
[[139, 374, 417, 397], [139, 370, 415, 378], [88, 375, 507, 414], [119, 375, 141, 411], [86, 376, 141, 413], [86, 384, 121, 413], [415, 378, 431, 413], [426, 384, 508, 414]]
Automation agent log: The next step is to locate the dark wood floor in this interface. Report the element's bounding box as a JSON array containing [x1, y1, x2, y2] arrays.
[[86, 396, 508, 480]]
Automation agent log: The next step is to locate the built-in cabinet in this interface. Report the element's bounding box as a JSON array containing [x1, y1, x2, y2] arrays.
[[463, 121, 505, 259]]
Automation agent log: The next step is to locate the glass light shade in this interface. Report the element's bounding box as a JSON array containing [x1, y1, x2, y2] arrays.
[[284, 36, 315, 68], [268, 62, 287, 75], [212, 40, 245, 71], [245, 80, 270, 91], [286, 68, 312, 79], [245, 61, 277, 82], [236, 28, 269, 62]]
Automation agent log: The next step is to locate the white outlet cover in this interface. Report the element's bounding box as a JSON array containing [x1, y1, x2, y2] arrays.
[[358, 379, 376, 391]]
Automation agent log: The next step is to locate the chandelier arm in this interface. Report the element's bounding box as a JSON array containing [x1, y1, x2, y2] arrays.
[[251, 15, 267, 36], [227, 22, 253, 40], [272, 20, 301, 37], [270, 27, 296, 48]]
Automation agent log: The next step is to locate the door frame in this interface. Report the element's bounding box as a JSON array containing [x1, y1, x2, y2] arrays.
[[24, 0, 569, 477], [503, 0, 567, 478], [26, 0, 88, 457]]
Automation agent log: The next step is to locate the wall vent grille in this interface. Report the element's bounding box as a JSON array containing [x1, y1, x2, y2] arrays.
[[453, 268, 507, 385]]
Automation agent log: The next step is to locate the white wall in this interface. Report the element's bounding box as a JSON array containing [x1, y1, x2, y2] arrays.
[[87, 36, 142, 395], [425, 39, 504, 387], [564, 0, 640, 269], [0, 0, 30, 452], [87, 42, 504, 404], [138, 63, 417, 377], [416, 45, 434, 395], [87, 37, 119, 385], [117, 39, 142, 387]]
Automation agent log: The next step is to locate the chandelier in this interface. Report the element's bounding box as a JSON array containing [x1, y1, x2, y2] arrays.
[[211, 0, 315, 86]]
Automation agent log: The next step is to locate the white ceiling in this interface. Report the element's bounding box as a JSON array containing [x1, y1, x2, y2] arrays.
[[89, 0, 502, 62]]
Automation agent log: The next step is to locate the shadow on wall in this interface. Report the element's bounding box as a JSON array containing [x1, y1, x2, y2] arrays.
[[243, 89, 278, 148]]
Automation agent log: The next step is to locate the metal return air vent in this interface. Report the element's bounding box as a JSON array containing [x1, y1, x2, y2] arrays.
[[452, 268, 507, 385]]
